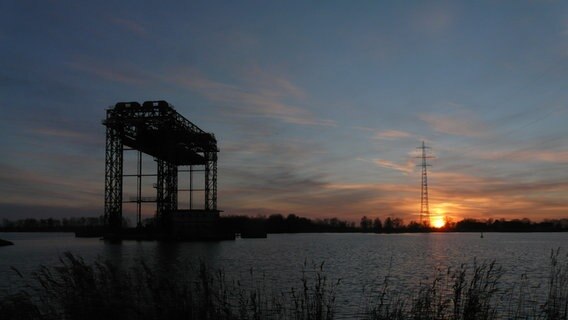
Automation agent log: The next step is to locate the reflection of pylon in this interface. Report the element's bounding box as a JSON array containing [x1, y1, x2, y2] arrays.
[[417, 141, 433, 225]]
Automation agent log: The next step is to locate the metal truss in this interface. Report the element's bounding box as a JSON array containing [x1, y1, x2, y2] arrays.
[[156, 159, 178, 229], [205, 151, 218, 211], [104, 125, 123, 231], [103, 100, 219, 232]]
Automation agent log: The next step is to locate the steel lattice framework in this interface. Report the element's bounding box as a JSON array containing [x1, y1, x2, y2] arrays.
[[417, 141, 433, 225], [103, 101, 219, 231]]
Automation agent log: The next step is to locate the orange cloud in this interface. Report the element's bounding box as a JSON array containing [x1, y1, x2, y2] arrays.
[[0, 164, 101, 208], [373, 159, 415, 174], [479, 149, 568, 163], [424, 169, 568, 221]]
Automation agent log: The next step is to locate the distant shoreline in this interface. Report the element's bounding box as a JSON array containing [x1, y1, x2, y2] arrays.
[[1, 214, 567, 234], [1, 229, 566, 234]]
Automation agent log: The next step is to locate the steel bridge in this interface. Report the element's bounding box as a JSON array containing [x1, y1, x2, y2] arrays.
[[103, 100, 219, 234]]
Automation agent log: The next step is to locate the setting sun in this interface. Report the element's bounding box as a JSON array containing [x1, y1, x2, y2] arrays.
[[430, 216, 446, 229]]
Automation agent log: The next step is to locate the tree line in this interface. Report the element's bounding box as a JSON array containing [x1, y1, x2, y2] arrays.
[[0, 217, 104, 232], [360, 216, 568, 232], [1, 214, 567, 233], [221, 214, 568, 234]]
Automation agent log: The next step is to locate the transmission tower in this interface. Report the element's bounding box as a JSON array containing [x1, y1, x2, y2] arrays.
[[417, 141, 433, 225]]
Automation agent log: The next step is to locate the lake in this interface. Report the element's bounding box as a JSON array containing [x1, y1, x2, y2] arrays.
[[1, 232, 567, 318]]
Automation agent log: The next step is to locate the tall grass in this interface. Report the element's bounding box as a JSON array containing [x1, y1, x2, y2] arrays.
[[364, 251, 568, 320], [542, 249, 568, 320], [1, 250, 567, 320], [0, 253, 339, 320], [365, 261, 503, 320]]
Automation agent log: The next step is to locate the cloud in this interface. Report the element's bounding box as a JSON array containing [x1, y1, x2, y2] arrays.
[[319, 182, 427, 220], [373, 129, 413, 140], [19, 113, 105, 151], [0, 164, 101, 208], [478, 149, 568, 163], [373, 159, 415, 174], [219, 151, 394, 220], [109, 17, 147, 37], [167, 68, 335, 127], [244, 65, 307, 100], [31, 126, 102, 148], [223, 139, 327, 158], [220, 137, 334, 211], [410, 3, 455, 34], [67, 59, 148, 85], [424, 170, 568, 220], [353, 126, 375, 132], [420, 114, 487, 137]]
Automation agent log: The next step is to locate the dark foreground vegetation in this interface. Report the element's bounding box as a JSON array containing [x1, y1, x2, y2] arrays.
[[1, 250, 567, 320], [1, 215, 567, 234]]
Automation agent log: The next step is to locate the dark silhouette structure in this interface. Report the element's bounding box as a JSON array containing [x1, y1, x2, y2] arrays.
[[417, 141, 433, 225], [103, 101, 221, 239]]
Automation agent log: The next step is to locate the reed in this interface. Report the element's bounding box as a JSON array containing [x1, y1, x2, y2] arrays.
[[1, 250, 567, 320], [0, 253, 339, 320], [542, 249, 568, 320], [364, 252, 568, 320]]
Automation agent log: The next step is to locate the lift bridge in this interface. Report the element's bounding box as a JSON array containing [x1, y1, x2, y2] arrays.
[[103, 100, 222, 239]]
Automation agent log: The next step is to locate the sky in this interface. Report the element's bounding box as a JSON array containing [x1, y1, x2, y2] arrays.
[[1, 1, 567, 224]]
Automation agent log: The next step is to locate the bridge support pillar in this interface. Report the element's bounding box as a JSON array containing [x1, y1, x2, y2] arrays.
[[104, 125, 123, 231]]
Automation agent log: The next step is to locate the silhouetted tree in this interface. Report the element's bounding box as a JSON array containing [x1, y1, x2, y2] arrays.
[[392, 218, 404, 230], [373, 218, 382, 233], [407, 220, 422, 232], [266, 214, 286, 233], [455, 219, 488, 232], [383, 217, 394, 233], [360, 216, 372, 231]]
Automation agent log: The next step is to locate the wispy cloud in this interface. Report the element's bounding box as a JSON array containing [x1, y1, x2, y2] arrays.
[[0, 164, 101, 208], [223, 139, 327, 158], [167, 67, 335, 127], [478, 149, 568, 163], [420, 114, 487, 137], [425, 170, 568, 220], [67, 59, 148, 85], [109, 17, 147, 37], [32, 127, 101, 147], [410, 3, 455, 34], [353, 126, 375, 132], [373, 129, 413, 140], [244, 65, 307, 100], [372, 158, 415, 174]]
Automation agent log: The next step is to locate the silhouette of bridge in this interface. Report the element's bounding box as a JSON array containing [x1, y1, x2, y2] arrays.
[[103, 101, 226, 240]]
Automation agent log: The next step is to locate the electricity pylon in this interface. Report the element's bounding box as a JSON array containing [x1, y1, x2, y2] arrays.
[[417, 141, 433, 225]]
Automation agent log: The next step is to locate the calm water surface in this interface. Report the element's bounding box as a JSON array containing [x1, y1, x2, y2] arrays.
[[1, 232, 566, 317]]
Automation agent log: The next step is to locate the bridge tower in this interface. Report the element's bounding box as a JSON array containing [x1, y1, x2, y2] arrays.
[[103, 101, 219, 237]]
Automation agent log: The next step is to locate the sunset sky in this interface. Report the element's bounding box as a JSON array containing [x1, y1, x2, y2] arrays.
[[1, 1, 567, 223]]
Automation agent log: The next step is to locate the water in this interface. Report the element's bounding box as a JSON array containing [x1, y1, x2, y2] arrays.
[[1, 232, 567, 317]]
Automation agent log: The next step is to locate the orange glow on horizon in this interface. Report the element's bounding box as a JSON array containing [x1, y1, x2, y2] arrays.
[[427, 203, 458, 228], [430, 216, 446, 228]]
